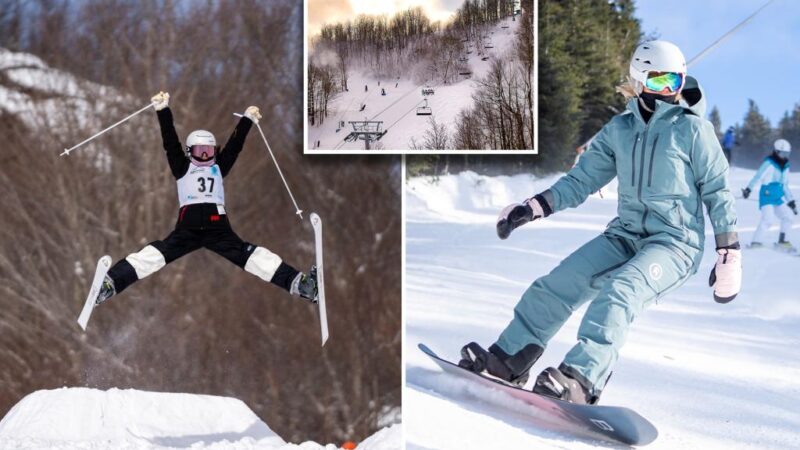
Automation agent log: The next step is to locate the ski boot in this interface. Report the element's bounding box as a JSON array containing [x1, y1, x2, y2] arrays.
[[94, 275, 116, 306], [290, 266, 318, 304], [458, 342, 543, 387], [775, 236, 797, 254], [533, 366, 597, 405]]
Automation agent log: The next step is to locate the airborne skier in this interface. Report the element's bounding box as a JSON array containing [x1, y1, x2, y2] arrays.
[[742, 138, 797, 251], [93, 92, 318, 306], [459, 41, 742, 404]]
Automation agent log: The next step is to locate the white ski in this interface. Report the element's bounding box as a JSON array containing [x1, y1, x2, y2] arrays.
[[77, 255, 112, 331], [310, 213, 328, 346]]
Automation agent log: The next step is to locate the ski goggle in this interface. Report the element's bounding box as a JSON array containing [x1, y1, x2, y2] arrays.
[[644, 71, 685, 94], [189, 145, 216, 161]]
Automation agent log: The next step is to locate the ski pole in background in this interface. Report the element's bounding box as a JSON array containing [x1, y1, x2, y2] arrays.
[[234, 113, 304, 220], [60, 102, 156, 156]]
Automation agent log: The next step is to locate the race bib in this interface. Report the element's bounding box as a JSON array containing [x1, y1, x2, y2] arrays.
[[176, 164, 225, 207]]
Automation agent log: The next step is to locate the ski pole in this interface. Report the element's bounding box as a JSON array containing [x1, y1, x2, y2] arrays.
[[234, 113, 304, 220], [60, 102, 156, 156]]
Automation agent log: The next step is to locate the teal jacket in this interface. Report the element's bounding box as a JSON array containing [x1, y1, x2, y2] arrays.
[[541, 78, 738, 271]]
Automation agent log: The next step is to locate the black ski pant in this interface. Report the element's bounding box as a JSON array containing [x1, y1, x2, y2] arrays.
[[107, 223, 298, 295]]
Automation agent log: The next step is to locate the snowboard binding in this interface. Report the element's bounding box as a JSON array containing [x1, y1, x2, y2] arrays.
[[533, 366, 598, 405], [458, 342, 542, 387]]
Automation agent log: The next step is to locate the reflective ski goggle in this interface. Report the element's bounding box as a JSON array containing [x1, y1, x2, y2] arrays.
[[644, 71, 685, 94], [190, 145, 216, 161]]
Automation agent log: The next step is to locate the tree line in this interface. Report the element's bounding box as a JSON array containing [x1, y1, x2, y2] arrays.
[[713, 100, 800, 169]]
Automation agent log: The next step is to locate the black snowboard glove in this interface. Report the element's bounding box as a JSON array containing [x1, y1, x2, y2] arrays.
[[496, 194, 552, 240], [788, 200, 797, 215], [741, 187, 751, 199]]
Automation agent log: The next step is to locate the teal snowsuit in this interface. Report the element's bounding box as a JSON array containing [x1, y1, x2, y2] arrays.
[[495, 78, 738, 396]]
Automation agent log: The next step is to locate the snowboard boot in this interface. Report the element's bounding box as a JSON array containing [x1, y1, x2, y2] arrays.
[[458, 342, 543, 387], [533, 365, 597, 405], [290, 266, 318, 304], [747, 241, 764, 249], [94, 275, 116, 306]]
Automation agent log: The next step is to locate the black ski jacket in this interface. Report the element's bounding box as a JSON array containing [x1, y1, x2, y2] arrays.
[[157, 107, 253, 229]]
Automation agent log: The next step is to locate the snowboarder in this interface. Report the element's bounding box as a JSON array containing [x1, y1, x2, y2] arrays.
[[459, 41, 741, 405], [742, 138, 797, 251], [381, 88, 386, 96], [365, 85, 368, 92], [722, 126, 736, 162], [93, 91, 318, 306]]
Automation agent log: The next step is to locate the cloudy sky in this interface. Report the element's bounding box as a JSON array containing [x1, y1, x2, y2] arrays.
[[307, 0, 467, 42], [636, 0, 799, 129]]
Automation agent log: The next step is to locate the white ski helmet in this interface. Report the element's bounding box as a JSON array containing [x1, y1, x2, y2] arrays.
[[774, 138, 791, 153], [186, 130, 217, 166], [186, 129, 216, 147], [629, 40, 687, 93]]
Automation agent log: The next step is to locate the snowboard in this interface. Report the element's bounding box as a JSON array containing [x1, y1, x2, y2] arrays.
[[310, 213, 329, 346], [418, 343, 658, 446], [77, 255, 112, 331]]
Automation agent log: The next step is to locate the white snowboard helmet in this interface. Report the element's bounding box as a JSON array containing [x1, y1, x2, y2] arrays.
[[186, 130, 217, 166], [774, 138, 791, 153], [629, 40, 687, 94]]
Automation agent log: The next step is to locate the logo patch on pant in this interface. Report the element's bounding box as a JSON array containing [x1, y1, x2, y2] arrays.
[[649, 263, 663, 281]]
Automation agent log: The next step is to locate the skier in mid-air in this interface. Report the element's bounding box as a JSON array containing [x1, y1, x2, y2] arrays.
[[93, 91, 318, 306], [742, 138, 797, 251], [459, 41, 741, 404]]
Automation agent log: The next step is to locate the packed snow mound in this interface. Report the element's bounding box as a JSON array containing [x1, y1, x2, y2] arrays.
[[0, 388, 401, 450]]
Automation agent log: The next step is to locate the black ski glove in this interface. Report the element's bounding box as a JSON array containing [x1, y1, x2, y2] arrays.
[[741, 187, 751, 199], [788, 200, 797, 215], [496, 194, 551, 240]]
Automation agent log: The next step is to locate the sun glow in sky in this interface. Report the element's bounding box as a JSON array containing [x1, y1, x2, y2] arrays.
[[308, 0, 464, 44]]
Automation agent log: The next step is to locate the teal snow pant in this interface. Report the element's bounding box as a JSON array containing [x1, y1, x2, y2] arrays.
[[494, 233, 693, 396]]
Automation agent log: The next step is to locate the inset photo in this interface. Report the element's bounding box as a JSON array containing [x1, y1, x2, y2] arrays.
[[305, 0, 534, 153]]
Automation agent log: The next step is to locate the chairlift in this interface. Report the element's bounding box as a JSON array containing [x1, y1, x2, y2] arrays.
[[416, 99, 432, 116], [501, 25, 509, 29], [459, 71, 472, 76], [359, 104, 366, 112], [422, 86, 435, 96], [485, 45, 494, 49], [481, 56, 490, 61]]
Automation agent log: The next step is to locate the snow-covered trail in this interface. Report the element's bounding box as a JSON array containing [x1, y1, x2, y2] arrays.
[[308, 16, 520, 151], [405, 169, 800, 449]]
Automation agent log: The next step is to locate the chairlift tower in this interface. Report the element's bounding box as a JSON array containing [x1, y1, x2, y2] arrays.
[[345, 120, 387, 150]]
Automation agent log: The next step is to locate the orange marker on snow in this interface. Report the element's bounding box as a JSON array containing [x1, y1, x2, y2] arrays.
[[341, 441, 357, 449]]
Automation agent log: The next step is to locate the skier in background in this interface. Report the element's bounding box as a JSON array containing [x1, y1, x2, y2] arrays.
[[459, 41, 741, 404], [742, 138, 797, 251], [93, 91, 318, 306], [722, 126, 736, 162]]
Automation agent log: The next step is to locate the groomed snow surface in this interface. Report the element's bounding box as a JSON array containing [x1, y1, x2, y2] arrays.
[[308, 15, 520, 151], [0, 388, 400, 450], [406, 168, 800, 449]]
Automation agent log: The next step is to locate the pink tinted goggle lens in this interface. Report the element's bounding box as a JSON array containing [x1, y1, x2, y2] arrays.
[[190, 145, 216, 160]]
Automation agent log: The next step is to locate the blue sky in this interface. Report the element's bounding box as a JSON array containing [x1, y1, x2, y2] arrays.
[[635, 0, 800, 129]]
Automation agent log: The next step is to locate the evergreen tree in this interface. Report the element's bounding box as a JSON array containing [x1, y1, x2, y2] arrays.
[[708, 105, 722, 141], [738, 99, 774, 168]]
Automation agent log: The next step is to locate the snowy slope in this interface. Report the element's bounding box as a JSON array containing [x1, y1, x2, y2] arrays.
[[405, 169, 800, 449], [308, 15, 520, 151], [0, 47, 119, 133], [0, 388, 401, 450]]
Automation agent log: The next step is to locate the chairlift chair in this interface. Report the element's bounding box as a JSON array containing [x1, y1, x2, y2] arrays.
[[416, 99, 432, 116]]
